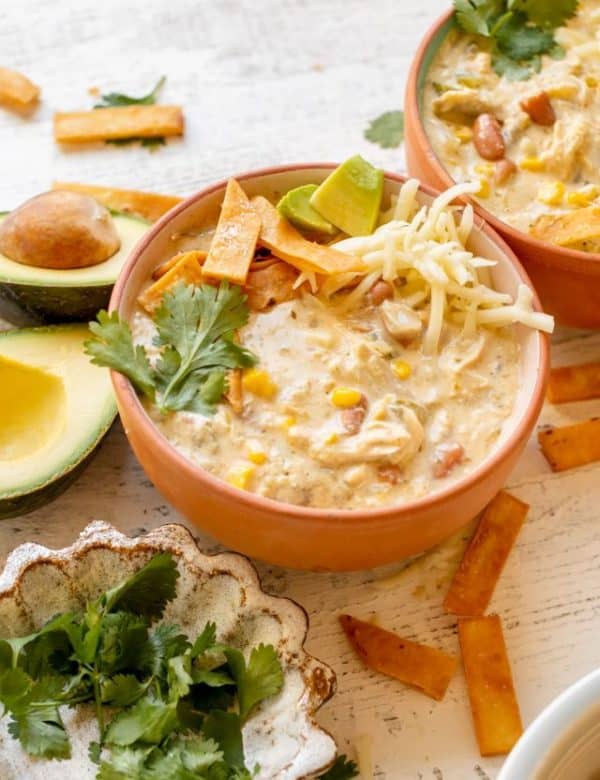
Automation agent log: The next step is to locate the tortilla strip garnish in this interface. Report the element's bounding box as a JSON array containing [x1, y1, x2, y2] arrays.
[[202, 179, 262, 285], [54, 105, 184, 143], [538, 418, 600, 471], [245, 261, 300, 311], [225, 369, 243, 415], [530, 207, 600, 247], [138, 250, 207, 313], [0, 67, 40, 110], [339, 614, 457, 701], [251, 195, 364, 275], [444, 490, 529, 617], [548, 361, 600, 404], [459, 615, 523, 757], [52, 181, 181, 222]]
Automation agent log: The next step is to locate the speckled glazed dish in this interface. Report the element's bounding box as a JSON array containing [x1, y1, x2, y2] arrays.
[[404, 10, 600, 329], [0, 521, 337, 779], [110, 164, 549, 571]]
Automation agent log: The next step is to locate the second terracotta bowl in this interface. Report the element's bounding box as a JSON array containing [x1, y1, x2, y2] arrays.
[[110, 164, 549, 571], [405, 10, 600, 329]]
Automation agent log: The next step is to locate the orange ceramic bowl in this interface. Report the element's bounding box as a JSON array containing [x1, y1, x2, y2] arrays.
[[110, 164, 549, 571], [405, 10, 600, 329]]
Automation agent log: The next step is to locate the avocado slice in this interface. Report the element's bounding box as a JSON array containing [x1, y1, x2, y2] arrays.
[[277, 184, 336, 235], [0, 212, 148, 321], [310, 155, 384, 237], [0, 325, 117, 519]]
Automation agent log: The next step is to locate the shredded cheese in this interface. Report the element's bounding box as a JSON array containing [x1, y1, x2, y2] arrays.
[[324, 180, 554, 350]]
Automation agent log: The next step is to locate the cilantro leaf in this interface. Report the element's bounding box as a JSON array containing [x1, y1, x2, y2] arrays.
[[101, 552, 179, 620], [491, 50, 541, 79], [94, 76, 166, 108], [364, 110, 404, 149], [191, 622, 217, 658], [105, 693, 178, 746], [100, 674, 148, 707], [139, 623, 190, 679], [86, 311, 156, 400], [453, 0, 503, 35], [318, 755, 359, 779], [508, 0, 579, 28], [225, 644, 284, 722], [494, 12, 554, 59], [202, 710, 245, 767], [4, 676, 71, 759]]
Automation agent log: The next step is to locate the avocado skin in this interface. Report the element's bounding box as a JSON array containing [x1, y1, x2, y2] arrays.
[[0, 282, 112, 321]]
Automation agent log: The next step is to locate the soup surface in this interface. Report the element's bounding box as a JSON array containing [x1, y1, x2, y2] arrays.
[[425, 1, 600, 250]]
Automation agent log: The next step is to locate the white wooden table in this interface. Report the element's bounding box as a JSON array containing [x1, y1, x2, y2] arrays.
[[1, 1, 600, 777]]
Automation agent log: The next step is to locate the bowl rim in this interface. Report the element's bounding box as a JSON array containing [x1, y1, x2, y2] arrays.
[[110, 162, 549, 524], [405, 8, 600, 272], [497, 667, 600, 779]]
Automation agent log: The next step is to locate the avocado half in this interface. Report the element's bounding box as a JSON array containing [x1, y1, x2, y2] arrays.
[[0, 324, 117, 519], [0, 212, 148, 321]]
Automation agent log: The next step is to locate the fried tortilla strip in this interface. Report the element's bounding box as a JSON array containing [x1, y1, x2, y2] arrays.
[[225, 369, 243, 415], [54, 105, 184, 143], [459, 615, 523, 757], [52, 181, 181, 222], [548, 361, 600, 404], [340, 614, 457, 701], [245, 261, 300, 311], [0, 67, 40, 110], [538, 418, 600, 471], [202, 179, 261, 285], [252, 196, 364, 275], [138, 250, 206, 313], [444, 490, 529, 617], [531, 207, 600, 247]]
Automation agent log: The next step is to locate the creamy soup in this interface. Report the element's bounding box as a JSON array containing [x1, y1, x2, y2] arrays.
[[130, 178, 552, 511], [425, 1, 600, 250]]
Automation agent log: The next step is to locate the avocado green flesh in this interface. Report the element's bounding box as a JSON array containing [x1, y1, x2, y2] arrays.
[[277, 184, 336, 235], [310, 155, 384, 237], [0, 325, 117, 519], [0, 213, 148, 321]]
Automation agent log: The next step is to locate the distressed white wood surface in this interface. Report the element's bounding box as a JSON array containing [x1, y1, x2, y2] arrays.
[[1, 1, 600, 778]]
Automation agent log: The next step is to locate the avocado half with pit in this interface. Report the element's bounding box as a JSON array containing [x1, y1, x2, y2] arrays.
[[0, 324, 117, 519], [0, 191, 149, 321]]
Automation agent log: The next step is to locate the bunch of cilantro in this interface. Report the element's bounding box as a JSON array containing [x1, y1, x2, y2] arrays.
[[0, 553, 285, 778], [85, 280, 257, 416], [453, 0, 579, 80]]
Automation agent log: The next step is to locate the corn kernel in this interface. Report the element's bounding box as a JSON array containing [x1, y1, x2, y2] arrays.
[[586, 75, 598, 88], [330, 387, 362, 408], [474, 163, 494, 177], [454, 126, 473, 143], [281, 415, 297, 430], [242, 368, 278, 399], [519, 156, 545, 172], [547, 83, 579, 99], [325, 432, 340, 445], [391, 359, 412, 380], [226, 465, 255, 490], [475, 178, 491, 198], [247, 450, 268, 465], [566, 189, 598, 207], [537, 181, 565, 206]]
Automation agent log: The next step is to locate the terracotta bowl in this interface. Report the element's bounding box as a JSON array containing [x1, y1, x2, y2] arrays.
[[110, 164, 549, 572], [404, 10, 600, 329]]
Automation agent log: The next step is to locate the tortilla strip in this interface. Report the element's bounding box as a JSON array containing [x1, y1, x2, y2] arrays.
[[444, 491, 529, 617], [252, 195, 364, 275], [137, 250, 206, 313], [538, 418, 600, 471], [225, 369, 243, 415], [548, 361, 600, 404], [339, 614, 457, 701], [54, 105, 184, 143], [152, 255, 183, 281], [0, 67, 40, 109], [531, 207, 600, 247], [459, 615, 523, 757], [52, 181, 181, 222], [245, 261, 300, 311], [202, 179, 261, 285]]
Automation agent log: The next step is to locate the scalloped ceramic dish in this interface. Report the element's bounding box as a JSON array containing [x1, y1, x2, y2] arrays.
[[0, 522, 337, 779]]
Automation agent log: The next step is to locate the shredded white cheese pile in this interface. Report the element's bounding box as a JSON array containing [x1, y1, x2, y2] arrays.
[[320, 180, 554, 354]]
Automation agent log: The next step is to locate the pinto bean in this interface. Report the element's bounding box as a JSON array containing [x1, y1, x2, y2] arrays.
[[340, 394, 368, 435], [494, 158, 517, 185], [433, 442, 465, 478], [369, 280, 394, 305], [472, 113, 506, 161], [520, 91, 556, 126], [377, 465, 403, 484]]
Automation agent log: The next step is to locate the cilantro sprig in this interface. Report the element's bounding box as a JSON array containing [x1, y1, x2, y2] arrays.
[[453, 0, 579, 80], [364, 110, 404, 149], [0, 553, 284, 778], [94, 76, 168, 149], [85, 280, 257, 415]]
